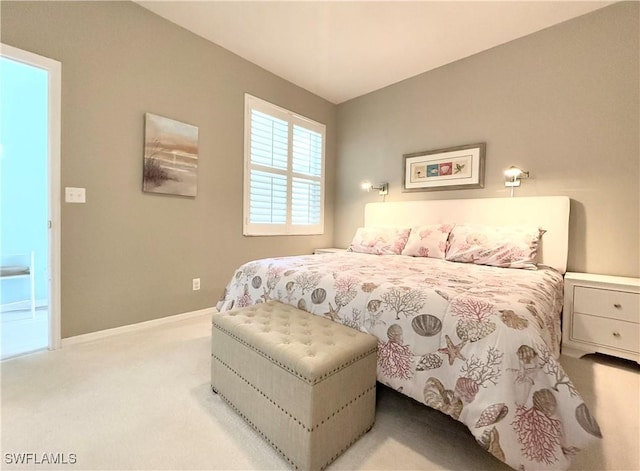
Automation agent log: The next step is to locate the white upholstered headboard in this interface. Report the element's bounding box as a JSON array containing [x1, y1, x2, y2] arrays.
[[364, 196, 570, 274]]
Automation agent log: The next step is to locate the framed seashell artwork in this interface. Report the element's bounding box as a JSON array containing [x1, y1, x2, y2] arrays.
[[403, 142, 485, 192]]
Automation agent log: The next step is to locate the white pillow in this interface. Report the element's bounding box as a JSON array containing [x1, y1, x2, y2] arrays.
[[401, 224, 454, 259], [445, 224, 544, 269], [349, 227, 411, 255]]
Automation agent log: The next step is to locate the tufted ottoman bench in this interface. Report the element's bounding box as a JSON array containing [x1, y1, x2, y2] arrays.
[[211, 301, 378, 471]]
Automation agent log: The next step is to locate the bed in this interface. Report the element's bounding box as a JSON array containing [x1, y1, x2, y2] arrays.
[[216, 196, 601, 471]]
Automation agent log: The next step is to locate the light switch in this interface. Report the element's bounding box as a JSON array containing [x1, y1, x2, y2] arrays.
[[65, 187, 86, 203]]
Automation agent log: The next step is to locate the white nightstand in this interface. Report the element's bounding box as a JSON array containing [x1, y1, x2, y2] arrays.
[[313, 248, 347, 254], [563, 272, 640, 363]]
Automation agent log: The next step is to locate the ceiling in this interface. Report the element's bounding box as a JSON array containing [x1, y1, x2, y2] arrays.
[[137, 1, 613, 104]]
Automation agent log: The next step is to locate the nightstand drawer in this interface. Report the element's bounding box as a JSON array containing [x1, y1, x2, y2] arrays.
[[573, 313, 640, 354], [573, 286, 639, 323]]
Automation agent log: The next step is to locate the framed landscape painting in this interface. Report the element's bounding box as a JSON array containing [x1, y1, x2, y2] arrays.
[[143, 113, 199, 197], [403, 143, 485, 192]]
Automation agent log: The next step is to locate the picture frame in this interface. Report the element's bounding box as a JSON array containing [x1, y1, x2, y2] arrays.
[[402, 142, 486, 192], [143, 113, 199, 197]]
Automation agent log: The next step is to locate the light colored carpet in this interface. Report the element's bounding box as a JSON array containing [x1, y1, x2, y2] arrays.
[[1, 313, 638, 471]]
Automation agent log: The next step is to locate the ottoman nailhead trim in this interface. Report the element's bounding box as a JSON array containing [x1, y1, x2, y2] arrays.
[[212, 323, 377, 385], [214, 389, 300, 470], [214, 386, 376, 471], [212, 353, 376, 432], [318, 421, 375, 471]]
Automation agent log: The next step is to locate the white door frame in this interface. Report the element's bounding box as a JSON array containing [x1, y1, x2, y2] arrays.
[[1, 43, 61, 350]]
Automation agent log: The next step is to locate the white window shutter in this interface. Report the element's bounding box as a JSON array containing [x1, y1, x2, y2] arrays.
[[292, 125, 322, 177], [244, 95, 325, 236], [292, 177, 321, 225], [250, 110, 288, 170], [249, 170, 287, 224]]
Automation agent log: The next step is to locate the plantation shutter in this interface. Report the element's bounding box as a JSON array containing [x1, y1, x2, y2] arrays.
[[291, 125, 322, 226], [244, 94, 325, 236]]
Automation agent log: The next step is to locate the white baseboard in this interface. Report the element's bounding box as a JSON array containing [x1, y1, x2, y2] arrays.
[[61, 306, 217, 348]]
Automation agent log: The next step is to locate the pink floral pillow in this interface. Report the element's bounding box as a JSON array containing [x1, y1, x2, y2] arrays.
[[349, 227, 411, 255], [401, 224, 454, 259], [445, 224, 544, 269]]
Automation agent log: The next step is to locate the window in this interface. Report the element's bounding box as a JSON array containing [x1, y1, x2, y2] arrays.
[[244, 94, 325, 236]]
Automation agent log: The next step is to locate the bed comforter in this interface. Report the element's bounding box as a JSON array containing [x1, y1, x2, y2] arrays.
[[216, 252, 601, 470]]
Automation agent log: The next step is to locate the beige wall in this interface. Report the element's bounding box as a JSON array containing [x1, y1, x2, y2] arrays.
[[335, 2, 639, 278], [1, 1, 337, 337], [2, 2, 638, 339]]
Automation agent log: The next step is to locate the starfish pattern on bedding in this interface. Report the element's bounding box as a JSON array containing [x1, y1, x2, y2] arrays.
[[323, 302, 341, 322], [438, 334, 467, 365]]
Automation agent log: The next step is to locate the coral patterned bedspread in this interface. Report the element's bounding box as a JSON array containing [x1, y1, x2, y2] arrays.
[[216, 252, 601, 471]]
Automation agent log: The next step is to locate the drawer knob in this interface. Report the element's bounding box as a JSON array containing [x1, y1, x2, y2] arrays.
[[612, 331, 621, 338], [613, 303, 622, 309]]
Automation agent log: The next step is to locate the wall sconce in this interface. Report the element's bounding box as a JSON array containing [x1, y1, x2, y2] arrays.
[[504, 166, 530, 197], [360, 181, 388, 196]]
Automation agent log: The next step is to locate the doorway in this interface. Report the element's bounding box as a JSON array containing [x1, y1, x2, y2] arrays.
[[0, 44, 60, 359]]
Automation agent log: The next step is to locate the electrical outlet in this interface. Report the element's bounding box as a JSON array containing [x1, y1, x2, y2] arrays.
[[192, 278, 201, 291], [65, 187, 86, 203]]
